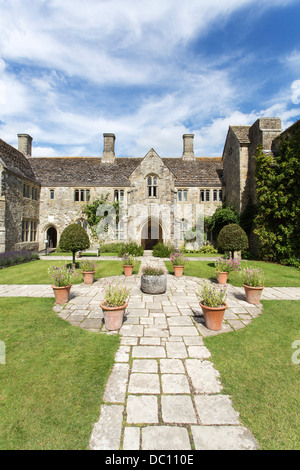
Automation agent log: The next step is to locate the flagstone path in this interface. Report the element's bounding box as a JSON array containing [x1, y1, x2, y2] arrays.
[[1, 255, 300, 450]]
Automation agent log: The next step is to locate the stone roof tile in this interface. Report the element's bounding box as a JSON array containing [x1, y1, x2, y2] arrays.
[[0, 139, 38, 182]]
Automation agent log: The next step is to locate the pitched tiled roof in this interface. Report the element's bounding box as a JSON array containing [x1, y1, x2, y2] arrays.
[[28, 157, 142, 187], [0, 139, 38, 182], [163, 158, 222, 187], [28, 155, 223, 188]]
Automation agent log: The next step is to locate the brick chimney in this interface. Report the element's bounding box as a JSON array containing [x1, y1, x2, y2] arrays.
[[182, 134, 195, 160], [102, 133, 116, 162], [18, 134, 33, 157]]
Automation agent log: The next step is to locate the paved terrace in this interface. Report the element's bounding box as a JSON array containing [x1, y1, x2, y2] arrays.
[[1, 255, 300, 450]]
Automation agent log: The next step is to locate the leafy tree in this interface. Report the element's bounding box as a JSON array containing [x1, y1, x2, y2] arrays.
[[217, 223, 248, 258], [59, 224, 90, 266], [254, 128, 300, 263], [206, 204, 240, 236]]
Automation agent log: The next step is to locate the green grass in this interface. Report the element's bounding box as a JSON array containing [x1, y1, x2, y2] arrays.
[[0, 260, 141, 285], [0, 297, 120, 450], [164, 260, 300, 287], [204, 300, 300, 450]]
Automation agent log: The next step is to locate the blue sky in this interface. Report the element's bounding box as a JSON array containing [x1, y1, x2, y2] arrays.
[[0, 0, 299, 158]]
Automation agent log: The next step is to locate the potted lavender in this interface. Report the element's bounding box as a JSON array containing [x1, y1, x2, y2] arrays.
[[196, 282, 227, 331], [48, 265, 80, 304], [80, 259, 96, 285], [241, 267, 265, 304], [170, 251, 188, 277], [122, 253, 135, 277], [100, 282, 131, 330], [214, 257, 241, 285]]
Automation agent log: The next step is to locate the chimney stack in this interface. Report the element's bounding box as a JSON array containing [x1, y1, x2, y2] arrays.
[[102, 133, 116, 162], [182, 134, 195, 160], [18, 134, 33, 157]]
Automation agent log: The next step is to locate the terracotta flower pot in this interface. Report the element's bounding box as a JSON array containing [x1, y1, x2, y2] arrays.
[[123, 265, 134, 277], [100, 302, 128, 331], [82, 271, 96, 285], [173, 265, 184, 277], [243, 284, 264, 304], [216, 271, 229, 285], [199, 301, 228, 331], [52, 285, 72, 304]]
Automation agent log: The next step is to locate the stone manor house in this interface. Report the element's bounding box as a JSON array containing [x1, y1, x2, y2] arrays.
[[0, 117, 296, 253]]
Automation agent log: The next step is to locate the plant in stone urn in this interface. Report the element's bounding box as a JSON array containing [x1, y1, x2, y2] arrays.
[[240, 266, 265, 304], [100, 282, 131, 330], [48, 265, 80, 304], [80, 259, 96, 285], [122, 253, 135, 276], [196, 281, 227, 331], [170, 251, 188, 277], [140, 263, 167, 294]]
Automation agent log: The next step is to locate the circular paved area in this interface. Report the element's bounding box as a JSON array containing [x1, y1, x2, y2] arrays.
[[1, 255, 300, 450]]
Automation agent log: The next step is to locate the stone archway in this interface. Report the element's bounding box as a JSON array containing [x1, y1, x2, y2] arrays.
[[46, 226, 57, 248], [141, 217, 163, 250]]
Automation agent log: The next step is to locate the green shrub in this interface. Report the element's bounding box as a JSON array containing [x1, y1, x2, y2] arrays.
[[117, 241, 144, 257], [100, 242, 124, 253], [59, 224, 90, 265], [217, 224, 248, 258], [0, 250, 39, 268], [153, 242, 174, 258], [199, 245, 218, 254]]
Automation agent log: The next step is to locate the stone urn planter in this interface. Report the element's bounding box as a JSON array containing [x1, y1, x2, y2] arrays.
[[199, 302, 228, 331], [216, 271, 228, 285], [82, 271, 96, 285], [52, 285, 72, 304], [100, 302, 128, 330], [141, 274, 167, 294], [243, 284, 264, 304], [123, 265, 134, 277]]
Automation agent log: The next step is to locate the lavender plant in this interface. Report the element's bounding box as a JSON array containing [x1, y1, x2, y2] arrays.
[[122, 253, 135, 265], [240, 267, 264, 287], [170, 251, 188, 266], [196, 282, 227, 308], [215, 256, 241, 273], [103, 282, 131, 307], [80, 259, 96, 272], [48, 265, 80, 287]]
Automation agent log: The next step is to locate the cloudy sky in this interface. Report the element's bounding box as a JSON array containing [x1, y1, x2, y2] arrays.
[[0, 0, 300, 158]]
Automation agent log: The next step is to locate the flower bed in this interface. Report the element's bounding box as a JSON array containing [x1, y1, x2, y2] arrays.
[[0, 250, 39, 269]]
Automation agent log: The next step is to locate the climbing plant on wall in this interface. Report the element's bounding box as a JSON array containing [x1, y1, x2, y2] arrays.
[[82, 194, 119, 241], [254, 124, 300, 264]]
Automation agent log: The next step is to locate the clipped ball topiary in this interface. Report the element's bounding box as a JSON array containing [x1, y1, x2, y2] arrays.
[[217, 223, 248, 258], [59, 223, 90, 266]]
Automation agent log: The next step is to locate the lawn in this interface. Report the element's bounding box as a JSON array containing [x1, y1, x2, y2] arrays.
[[204, 300, 300, 450], [48, 251, 120, 257], [0, 260, 141, 285], [0, 297, 120, 450], [164, 260, 300, 287]]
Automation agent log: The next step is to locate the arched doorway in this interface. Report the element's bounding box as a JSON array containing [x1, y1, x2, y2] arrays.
[[47, 226, 57, 249], [141, 217, 163, 250]]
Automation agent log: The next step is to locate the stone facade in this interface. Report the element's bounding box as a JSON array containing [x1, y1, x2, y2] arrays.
[[0, 116, 297, 253]]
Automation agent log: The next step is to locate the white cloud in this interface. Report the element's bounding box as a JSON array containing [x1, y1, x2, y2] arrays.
[[291, 80, 300, 105]]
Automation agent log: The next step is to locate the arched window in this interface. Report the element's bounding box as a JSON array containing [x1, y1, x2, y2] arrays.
[[147, 175, 158, 198]]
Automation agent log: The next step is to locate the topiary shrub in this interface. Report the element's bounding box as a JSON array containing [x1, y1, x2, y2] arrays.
[[59, 224, 90, 266], [217, 224, 248, 258]]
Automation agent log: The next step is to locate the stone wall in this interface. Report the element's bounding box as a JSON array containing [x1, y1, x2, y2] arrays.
[[2, 169, 40, 252], [222, 129, 242, 211]]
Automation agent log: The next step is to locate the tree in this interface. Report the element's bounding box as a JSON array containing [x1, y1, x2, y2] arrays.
[[206, 205, 240, 236], [59, 224, 90, 266], [217, 223, 248, 258]]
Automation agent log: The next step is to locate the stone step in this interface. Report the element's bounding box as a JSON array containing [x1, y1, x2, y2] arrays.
[[143, 250, 153, 256]]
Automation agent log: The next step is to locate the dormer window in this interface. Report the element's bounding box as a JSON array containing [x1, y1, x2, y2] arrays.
[[147, 175, 158, 198]]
